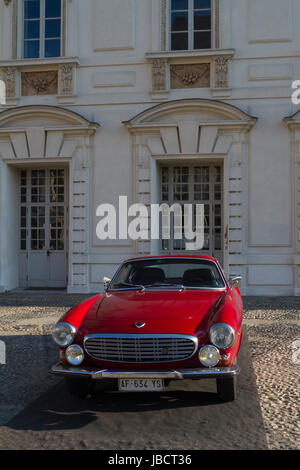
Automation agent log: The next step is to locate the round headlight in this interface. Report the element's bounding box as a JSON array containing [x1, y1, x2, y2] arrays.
[[209, 323, 235, 349], [52, 322, 77, 347], [65, 344, 84, 366], [199, 345, 220, 367]]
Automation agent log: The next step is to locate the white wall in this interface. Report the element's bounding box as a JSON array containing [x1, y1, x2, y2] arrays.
[[0, 0, 299, 294]]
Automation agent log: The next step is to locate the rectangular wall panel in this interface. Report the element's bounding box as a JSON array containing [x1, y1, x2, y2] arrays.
[[248, 0, 292, 43], [93, 0, 136, 51]]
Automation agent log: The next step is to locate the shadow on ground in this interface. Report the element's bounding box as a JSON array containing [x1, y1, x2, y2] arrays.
[[0, 332, 268, 450], [0, 293, 94, 308]]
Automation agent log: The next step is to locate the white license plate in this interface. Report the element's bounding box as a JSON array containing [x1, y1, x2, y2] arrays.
[[118, 378, 165, 392]]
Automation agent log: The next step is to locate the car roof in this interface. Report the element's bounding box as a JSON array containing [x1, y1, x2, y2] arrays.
[[125, 254, 218, 263]]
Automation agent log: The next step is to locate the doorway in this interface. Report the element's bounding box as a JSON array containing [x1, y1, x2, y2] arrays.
[[19, 168, 68, 288], [159, 162, 224, 266]]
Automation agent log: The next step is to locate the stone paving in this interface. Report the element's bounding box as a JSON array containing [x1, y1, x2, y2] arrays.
[[242, 297, 300, 450], [0, 292, 299, 449]]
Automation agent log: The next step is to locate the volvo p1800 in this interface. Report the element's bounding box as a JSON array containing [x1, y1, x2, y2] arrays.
[[51, 255, 243, 402]]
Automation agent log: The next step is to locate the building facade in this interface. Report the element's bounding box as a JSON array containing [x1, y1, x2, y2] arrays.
[[0, 0, 299, 295]]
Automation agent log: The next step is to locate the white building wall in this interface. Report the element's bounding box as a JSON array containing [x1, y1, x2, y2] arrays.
[[0, 0, 299, 294]]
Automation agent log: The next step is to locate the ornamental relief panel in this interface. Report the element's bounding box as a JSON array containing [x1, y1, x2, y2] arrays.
[[149, 54, 232, 96], [152, 59, 167, 91], [170, 63, 210, 89], [214, 56, 230, 89], [0, 67, 17, 98], [21, 71, 58, 96], [0, 62, 76, 101], [58, 64, 74, 96]]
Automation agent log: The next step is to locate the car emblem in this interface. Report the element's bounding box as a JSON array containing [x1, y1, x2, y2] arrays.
[[134, 322, 146, 328]]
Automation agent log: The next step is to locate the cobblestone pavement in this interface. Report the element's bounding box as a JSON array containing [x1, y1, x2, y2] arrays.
[[0, 292, 299, 449], [242, 297, 300, 450]]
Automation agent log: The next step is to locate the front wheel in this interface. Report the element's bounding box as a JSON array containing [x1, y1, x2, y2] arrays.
[[216, 376, 237, 402], [65, 377, 94, 399]]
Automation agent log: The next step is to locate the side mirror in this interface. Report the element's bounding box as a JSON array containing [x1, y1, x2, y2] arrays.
[[103, 277, 112, 290], [229, 276, 242, 289]]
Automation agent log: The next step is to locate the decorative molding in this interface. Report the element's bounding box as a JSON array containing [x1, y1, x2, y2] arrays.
[[284, 114, 300, 292], [0, 57, 80, 68], [125, 99, 257, 277], [12, 0, 18, 59], [0, 58, 78, 104], [0, 67, 17, 98], [125, 99, 258, 129], [214, 0, 220, 48], [21, 71, 58, 96], [3, 0, 11, 6], [146, 50, 234, 98], [214, 55, 230, 88], [151, 58, 167, 91], [170, 63, 210, 89], [160, 0, 167, 52], [0, 105, 99, 295], [58, 63, 74, 96]]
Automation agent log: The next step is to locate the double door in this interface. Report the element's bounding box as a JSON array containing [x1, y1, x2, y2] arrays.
[[19, 168, 68, 288], [160, 163, 224, 265]]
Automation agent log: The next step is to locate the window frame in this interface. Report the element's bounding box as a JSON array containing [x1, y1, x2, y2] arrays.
[[22, 0, 64, 59], [159, 162, 224, 257], [168, 0, 215, 52]]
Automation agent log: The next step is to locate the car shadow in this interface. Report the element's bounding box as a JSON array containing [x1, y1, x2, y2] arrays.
[[2, 330, 266, 455], [6, 377, 221, 432]]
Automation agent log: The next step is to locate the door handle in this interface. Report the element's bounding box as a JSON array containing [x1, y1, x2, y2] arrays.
[[47, 250, 51, 257]]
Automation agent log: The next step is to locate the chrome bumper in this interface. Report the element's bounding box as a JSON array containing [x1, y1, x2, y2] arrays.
[[50, 363, 239, 380]]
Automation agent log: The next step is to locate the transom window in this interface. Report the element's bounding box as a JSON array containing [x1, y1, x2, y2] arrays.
[[170, 0, 212, 51], [23, 0, 63, 58]]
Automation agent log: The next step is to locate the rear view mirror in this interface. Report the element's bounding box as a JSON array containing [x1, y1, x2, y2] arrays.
[[103, 277, 111, 290], [229, 276, 242, 289]]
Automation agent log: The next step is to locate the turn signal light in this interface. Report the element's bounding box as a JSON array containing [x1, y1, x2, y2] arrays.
[[218, 354, 230, 366]]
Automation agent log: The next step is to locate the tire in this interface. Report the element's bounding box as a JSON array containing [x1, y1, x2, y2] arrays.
[[216, 376, 237, 402], [65, 377, 94, 399]]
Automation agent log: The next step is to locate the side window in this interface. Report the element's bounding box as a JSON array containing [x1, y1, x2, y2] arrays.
[[170, 0, 212, 51], [23, 0, 63, 58]]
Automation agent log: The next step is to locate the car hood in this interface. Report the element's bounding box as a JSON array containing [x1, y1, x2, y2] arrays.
[[80, 289, 226, 336]]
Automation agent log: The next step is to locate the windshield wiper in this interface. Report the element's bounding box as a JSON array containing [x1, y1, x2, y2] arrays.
[[110, 282, 145, 291], [145, 283, 186, 290]]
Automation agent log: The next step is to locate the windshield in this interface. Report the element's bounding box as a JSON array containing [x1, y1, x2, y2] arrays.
[[109, 258, 226, 290]]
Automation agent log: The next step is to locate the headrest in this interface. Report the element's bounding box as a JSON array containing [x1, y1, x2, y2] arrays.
[[131, 267, 165, 285], [183, 268, 216, 287]]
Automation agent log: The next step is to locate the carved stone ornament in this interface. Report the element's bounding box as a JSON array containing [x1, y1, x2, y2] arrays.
[[160, 0, 167, 52], [59, 64, 74, 96], [0, 67, 17, 98], [214, 56, 230, 88], [21, 71, 58, 96], [3, 0, 11, 6], [151, 59, 167, 91], [170, 63, 210, 89]]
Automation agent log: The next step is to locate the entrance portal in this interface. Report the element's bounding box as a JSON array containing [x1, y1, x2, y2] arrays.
[[19, 168, 68, 288]]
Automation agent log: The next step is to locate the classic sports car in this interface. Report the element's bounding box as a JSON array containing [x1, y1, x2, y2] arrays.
[[51, 255, 243, 402]]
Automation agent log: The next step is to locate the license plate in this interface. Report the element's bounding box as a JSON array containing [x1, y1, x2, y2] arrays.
[[118, 378, 165, 392]]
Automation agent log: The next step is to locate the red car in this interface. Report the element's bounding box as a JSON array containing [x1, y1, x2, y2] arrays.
[[51, 255, 243, 402]]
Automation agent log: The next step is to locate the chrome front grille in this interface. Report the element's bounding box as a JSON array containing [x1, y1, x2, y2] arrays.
[[84, 334, 198, 363]]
